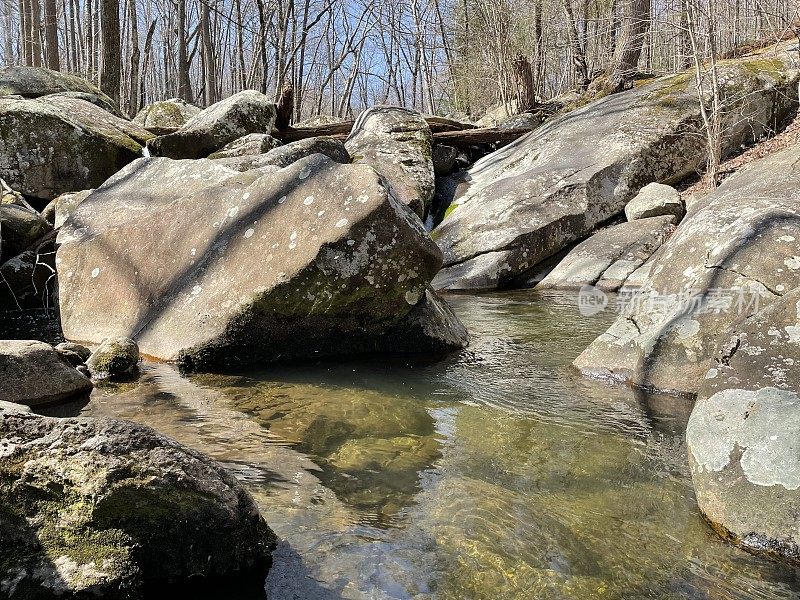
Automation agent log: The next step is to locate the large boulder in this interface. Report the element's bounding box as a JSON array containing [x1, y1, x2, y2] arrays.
[[537, 216, 674, 291], [0, 96, 152, 202], [624, 182, 684, 223], [0, 66, 117, 114], [687, 286, 800, 564], [132, 97, 201, 135], [573, 141, 800, 395], [432, 48, 800, 291], [208, 133, 282, 159], [0, 412, 276, 597], [56, 154, 467, 369], [0, 340, 92, 406], [345, 106, 434, 218], [147, 90, 276, 159], [214, 136, 349, 171]]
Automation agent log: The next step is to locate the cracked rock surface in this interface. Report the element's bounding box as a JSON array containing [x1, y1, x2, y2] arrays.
[[431, 47, 799, 291], [687, 285, 800, 564], [574, 141, 800, 395]]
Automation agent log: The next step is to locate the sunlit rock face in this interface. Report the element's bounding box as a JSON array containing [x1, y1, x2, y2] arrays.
[[146, 90, 276, 159], [132, 97, 201, 135], [56, 154, 467, 370], [432, 48, 799, 291], [687, 285, 800, 565], [346, 105, 435, 218], [574, 141, 800, 395]]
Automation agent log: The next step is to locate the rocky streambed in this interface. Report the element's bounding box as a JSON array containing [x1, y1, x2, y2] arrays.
[[1, 42, 800, 599]]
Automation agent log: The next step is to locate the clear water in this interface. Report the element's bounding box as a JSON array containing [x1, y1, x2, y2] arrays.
[[60, 291, 798, 599]]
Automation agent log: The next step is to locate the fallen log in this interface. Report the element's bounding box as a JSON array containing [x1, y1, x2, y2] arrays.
[[272, 119, 531, 148]]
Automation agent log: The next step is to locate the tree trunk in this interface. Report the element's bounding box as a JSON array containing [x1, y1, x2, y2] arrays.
[[512, 55, 537, 112], [563, 0, 589, 90], [607, 0, 651, 91], [99, 0, 120, 103], [126, 0, 139, 115], [176, 0, 190, 101], [42, 0, 58, 69], [200, 0, 217, 105], [29, 0, 43, 67]]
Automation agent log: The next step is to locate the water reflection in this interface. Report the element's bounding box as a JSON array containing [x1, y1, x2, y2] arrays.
[[70, 291, 798, 599]]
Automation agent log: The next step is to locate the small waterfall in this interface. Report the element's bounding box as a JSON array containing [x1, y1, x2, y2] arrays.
[[142, 145, 151, 158]]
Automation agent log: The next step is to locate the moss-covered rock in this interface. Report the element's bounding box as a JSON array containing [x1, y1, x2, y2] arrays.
[[0, 413, 277, 598], [86, 337, 140, 380], [147, 91, 276, 159], [0, 96, 151, 202], [345, 106, 435, 218], [0, 66, 118, 114], [132, 98, 201, 135]]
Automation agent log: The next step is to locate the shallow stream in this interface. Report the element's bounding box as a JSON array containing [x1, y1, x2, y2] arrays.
[[46, 291, 800, 598]]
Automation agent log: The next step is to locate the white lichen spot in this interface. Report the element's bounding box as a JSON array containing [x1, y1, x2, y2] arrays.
[[191, 285, 202, 296], [335, 218, 348, 228], [227, 206, 239, 218], [784, 256, 800, 270], [705, 368, 718, 379], [91, 268, 100, 279], [244, 228, 255, 239], [303, 196, 315, 205], [278, 196, 287, 204]]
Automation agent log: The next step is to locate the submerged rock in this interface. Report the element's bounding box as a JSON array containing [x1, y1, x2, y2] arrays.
[[346, 106, 434, 218], [0, 412, 276, 598], [208, 133, 282, 159], [432, 48, 799, 290], [56, 154, 466, 369], [0, 96, 152, 202], [537, 216, 674, 291], [574, 141, 800, 395], [132, 97, 201, 135], [0, 340, 92, 406], [687, 286, 800, 564], [147, 90, 276, 159], [86, 336, 140, 380], [214, 136, 350, 171]]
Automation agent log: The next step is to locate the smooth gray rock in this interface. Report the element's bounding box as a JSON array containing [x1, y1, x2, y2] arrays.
[[0, 340, 92, 406], [208, 133, 282, 158], [57, 155, 466, 369], [687, 288, 800, 564], [574, 141, 800, 395], [537, 216, 675, 291], [346, 106, 434, 218], [214, 136, 349, 171], [0, 96, 152, 201], [86, 336, 140, 380], [0, 412, 276, 597], [432, 48, 799, 291], [147, 90, 276, 159], [625, 182, 684, 222], [132, 97, 201, 135]]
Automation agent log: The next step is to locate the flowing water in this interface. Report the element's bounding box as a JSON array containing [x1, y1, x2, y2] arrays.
[[44, 291, 799, 599]]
